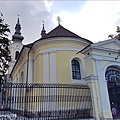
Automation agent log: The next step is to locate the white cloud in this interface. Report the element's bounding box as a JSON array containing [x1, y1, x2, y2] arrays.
[[1, 1, 120, 44], [0, 1, 54, 44], [44, 0, 54, 12], [52, 1, 120, 43]]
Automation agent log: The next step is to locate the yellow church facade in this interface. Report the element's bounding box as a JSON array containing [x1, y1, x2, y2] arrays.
[[8, 18, 120, 120]]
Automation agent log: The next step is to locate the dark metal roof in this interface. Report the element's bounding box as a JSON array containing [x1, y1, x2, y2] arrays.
[[11, 25, 93, 75], [39, 25, 92, 44]]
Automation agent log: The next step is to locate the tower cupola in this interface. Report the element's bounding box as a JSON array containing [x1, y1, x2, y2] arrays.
[[12, 17, 24, 43], [41, 21, 46, 37]]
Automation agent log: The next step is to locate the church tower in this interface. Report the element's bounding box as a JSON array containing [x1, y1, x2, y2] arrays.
[[8, 17, 24, 74], [41, 21, 46, 37]]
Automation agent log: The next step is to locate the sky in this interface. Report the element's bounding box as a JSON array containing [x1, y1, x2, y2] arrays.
[[0, 0, 120, 44]]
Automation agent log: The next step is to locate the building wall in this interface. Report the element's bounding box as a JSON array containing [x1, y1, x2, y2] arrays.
[[32, 38, 88, 84], [11, 37, 120, 120], [83, 41, 120, 120]]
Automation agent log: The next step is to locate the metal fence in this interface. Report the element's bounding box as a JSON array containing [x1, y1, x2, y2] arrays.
[[0, 83, 93, 120]]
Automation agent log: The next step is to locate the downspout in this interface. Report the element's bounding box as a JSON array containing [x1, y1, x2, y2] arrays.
[[26, 47, 31, 84], [24, 47, 31, 113]]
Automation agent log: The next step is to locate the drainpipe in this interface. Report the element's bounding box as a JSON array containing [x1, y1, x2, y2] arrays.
[[26, 47, 31, 84], [24, 47, 31, 114]]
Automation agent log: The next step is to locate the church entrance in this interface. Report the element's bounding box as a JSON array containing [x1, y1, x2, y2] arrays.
[[105, 66, 120, 119]]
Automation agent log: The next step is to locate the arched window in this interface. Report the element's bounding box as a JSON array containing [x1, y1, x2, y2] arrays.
[[71, 59, 81, 80], [15, 51, 19, 60], [105, 66, 120, 82]]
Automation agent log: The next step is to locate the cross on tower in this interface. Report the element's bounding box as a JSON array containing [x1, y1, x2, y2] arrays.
[[42, 20, 44, 24], [57, 16, 61, 25]]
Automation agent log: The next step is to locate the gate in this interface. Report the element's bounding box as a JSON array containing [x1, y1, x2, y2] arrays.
[[108, 81, 120, 119], [0, 83, 93, 120]]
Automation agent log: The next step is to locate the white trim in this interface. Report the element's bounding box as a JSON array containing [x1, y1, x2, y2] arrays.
[[82, 46, 120, 54], [70, 56, 85, 84], [103, 62, 120, 85], [92, 46, 119, 53], [95, 60, 111, 112], [92, 38, 120, 47], [49, 52, 57, 110], [83, 75, 98, 84], [43, 53, 49, 83], [43, 53, 49, 110], [85, 54, 120, 62], [34, 47, 81, 59], [32, 37, 91, 50], [28, 56, 33, 83], [50, 52, 56, 83], [81, 38, 120, 54]]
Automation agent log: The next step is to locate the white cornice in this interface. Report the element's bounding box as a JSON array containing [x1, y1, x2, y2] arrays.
[[81, 38, 120, 54], [32, 37, 90, 52], [85, 54, 120, 62], [92, 46, 119, 53], [83, 75, 98, 83], [34, 47, 81, 59], [92, 38, 120, 47], [81, 46, 119, 54]]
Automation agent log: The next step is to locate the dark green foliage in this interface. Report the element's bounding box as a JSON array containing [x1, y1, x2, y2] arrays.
[[0, 12, 11, 84]]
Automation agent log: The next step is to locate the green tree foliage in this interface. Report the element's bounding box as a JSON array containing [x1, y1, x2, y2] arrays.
[[0, 12, 11, 84], [108, 26, 120, 40]]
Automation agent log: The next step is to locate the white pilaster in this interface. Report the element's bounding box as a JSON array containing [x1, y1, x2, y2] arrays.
[[43, 53, 49, 110], [50, 52, 56, 83], [49, 52, 57, 110], [43, 53, 49, 83], [95, 60, 111, 114], [83, 75, 100, 120], [28, 56, 33, 83]]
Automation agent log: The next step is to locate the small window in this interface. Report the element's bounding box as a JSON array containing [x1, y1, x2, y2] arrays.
[[71, 59, 81, 80], [15, 51, 19, 60]]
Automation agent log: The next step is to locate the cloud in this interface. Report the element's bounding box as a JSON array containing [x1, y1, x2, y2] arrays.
[[52, 1, 120, 42], [1, 1, 120, 44], [44, 0, 54, 12], [0, 1, 54, 44]]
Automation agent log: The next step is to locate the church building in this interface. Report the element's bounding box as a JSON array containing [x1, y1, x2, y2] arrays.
[[8, 17, 120, 120]]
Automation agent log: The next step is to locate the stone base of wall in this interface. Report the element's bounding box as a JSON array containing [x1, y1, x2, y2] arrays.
[[103, 118, 113, 120]]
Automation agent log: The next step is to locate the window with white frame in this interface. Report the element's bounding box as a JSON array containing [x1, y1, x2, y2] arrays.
[[71, 59, 81, 80], [15, 51, 19, 60]]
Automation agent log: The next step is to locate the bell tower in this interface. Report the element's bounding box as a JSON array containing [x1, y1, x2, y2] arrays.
[[8, 17, 24, 74]]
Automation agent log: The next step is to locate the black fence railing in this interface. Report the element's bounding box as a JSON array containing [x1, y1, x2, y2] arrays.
[[0, 83, 93, 120]]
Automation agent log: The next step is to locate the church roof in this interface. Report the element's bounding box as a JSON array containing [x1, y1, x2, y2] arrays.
[[40, 24, 92, 44], [25, 24, 92, 48]]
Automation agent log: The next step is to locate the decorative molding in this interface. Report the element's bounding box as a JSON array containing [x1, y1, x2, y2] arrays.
[[81, 38, 120, 54], [103, 62, 120, 85], [70, 56, 85, 84], [83, 75, 98, 83], [93, 38, 120, 47], [92, 46, 119, 53], [34, 47, 81, 59], [85, 54, 120, 62], [32, 37, 90, 51]]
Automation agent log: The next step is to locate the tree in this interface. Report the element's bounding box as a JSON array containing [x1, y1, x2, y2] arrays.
[[108, 26, 120, 40], [0, 12, 11, 85]]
